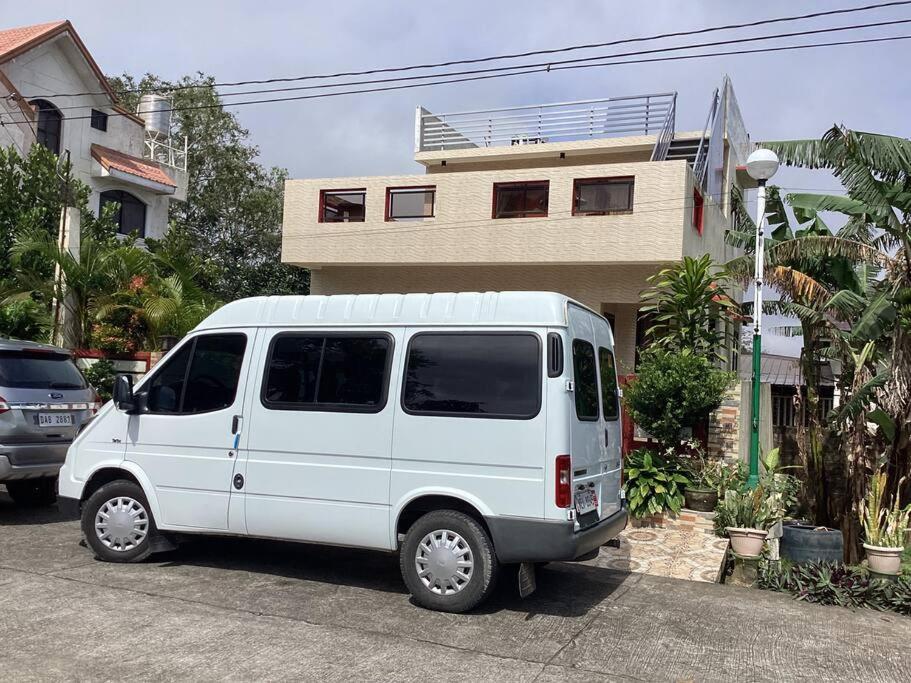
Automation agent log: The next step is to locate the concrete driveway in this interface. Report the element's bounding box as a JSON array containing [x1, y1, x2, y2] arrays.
[[1, 489, 909, 682]]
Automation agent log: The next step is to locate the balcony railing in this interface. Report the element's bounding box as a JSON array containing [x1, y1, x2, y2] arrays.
[[144, 131, 188, 172], [416, 92, 677, 154]]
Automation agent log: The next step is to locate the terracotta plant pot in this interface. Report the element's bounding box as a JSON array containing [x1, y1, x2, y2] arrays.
[[726, 527, 768, 558], [863, 543, 903, 576], [684, 487, 718, 512]]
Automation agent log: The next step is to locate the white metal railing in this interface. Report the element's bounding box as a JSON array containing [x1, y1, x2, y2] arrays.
[[691, 88, 719, 191], [649, 94, 677, 161], [416, 93, 676, 152], [144, 132, 188, 172]]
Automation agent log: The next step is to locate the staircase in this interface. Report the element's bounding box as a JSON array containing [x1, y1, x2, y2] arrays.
[[665, 137, 705, 163]]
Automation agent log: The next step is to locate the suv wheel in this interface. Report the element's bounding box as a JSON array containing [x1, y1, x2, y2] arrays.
[[81, 480, 156, 563], [5, 477, 57, 506], [399, 510, 499, 613]]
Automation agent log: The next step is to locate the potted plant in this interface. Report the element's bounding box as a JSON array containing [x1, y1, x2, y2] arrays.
[[861, 470, 910, 576], [678, 440, 721, 512], [715, 485, 776, 557]]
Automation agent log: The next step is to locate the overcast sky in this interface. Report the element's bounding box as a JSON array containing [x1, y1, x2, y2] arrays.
[[4, 0, 908, 354]]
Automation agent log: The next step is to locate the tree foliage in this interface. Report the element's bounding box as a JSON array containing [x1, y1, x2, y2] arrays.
[[108, 73, 308, 301]]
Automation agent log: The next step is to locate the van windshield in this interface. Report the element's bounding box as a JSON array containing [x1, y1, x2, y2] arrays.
[[0, 351, 86, 389]]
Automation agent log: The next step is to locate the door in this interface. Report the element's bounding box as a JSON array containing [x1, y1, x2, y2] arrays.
[[567, 304, 605, 527], [241, 329, 398, 549], [125, 332, 250, 530], [593, 315, 623, 518]]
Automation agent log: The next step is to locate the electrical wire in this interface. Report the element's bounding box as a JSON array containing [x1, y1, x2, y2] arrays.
[[3, 33, 909, 126], [25, 16, 911, 113], [14, 0, 911, 99]]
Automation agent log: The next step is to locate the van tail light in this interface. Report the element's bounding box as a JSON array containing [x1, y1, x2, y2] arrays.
[[555, 454, 572, 508], [0, 396, 9, 414]]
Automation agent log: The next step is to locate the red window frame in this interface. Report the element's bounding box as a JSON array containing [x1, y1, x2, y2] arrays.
[[318, 188, 367, 223], [491, 180, 549, 219], [692, 188, 704, 235], [385, 185, 436, 221], [572, 176, 635, 216]]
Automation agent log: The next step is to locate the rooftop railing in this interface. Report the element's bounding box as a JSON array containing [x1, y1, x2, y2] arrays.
[[416, 92, 677, 154]]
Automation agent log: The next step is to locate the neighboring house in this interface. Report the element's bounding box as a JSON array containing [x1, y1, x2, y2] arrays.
[[282, 77, 753, 373], [0, 20, 187, 244]]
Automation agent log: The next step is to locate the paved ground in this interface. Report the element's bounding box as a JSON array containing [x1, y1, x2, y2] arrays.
[[2, 490, 910, 682]]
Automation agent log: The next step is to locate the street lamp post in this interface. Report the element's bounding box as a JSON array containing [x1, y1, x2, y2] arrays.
[[745, 148, 780, 489]]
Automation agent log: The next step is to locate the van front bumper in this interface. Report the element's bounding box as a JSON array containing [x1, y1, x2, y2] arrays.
[[486, 507, 628, 564]]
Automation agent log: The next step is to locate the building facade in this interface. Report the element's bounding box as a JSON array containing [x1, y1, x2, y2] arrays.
[[282, 79, 752, 374], [0, 20, 187, 244]]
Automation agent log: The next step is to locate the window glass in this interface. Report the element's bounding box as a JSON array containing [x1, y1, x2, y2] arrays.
[[572, 339, 599, 420], [574, 178, 634, 215], [403, 334, 540, 418], [493, 182, 549, 218], [321, 191, 366, 222], [100, 190, 146, 237], [317, 337, 389, 406], [31, 100, 61, 155], [0, 352, 86, 389], [90, 109, 108, 131], [145, 342, 192, 413], [599, 347, 619, 420], [387, 187, 435, 220], [182, 335, 247, 414], [262, 335, 390, 411]]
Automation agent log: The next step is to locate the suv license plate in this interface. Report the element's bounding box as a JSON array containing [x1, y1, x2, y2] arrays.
[[37, 413, 74, 427], [574, 488, 598, 515]]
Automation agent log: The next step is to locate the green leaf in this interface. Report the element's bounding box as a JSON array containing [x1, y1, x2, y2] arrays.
[[867, 409, 896, 443]]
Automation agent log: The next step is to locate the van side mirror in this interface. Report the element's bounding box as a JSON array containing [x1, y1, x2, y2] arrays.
[[112, 374, 136, 413]]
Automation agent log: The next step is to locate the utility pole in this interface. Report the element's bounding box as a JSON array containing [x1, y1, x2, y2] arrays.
[[745, 148, 779, 489]]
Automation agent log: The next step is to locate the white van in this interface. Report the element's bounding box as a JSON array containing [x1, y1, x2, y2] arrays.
[[59, 292, 626, 612]]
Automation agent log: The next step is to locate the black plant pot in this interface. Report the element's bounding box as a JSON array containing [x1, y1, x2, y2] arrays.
[[684, 487, 718, 512], [780, 522, 844, 564]]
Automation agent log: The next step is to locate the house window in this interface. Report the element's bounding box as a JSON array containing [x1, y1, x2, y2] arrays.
[[29, 99, 62, 155], [99, 190, 147, 238], [386, 186, 435, 221], [492, 181, 549, 218], [573, 177, 634, 215], [693, 188, 704, 235], [90, 109, 108, 132], [320, 190, 366, 222]]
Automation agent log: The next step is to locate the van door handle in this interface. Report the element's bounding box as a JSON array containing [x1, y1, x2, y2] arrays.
[[604, 429, 609, 447], [231, 414, 241, 434]]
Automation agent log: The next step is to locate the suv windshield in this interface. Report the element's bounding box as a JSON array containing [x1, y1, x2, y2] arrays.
[[0, 351, 87, 389]]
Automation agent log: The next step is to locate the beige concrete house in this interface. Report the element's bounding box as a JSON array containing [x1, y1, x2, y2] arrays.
[[282, 78, 753, 373]]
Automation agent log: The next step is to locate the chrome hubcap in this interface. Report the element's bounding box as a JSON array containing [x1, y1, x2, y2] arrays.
[[95, 496, 148, 551], [415, 529, 474, 595]]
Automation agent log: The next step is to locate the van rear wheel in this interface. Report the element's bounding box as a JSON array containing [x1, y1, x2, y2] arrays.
[[400, 510, 498, 613], [81, 480, 156, 563]]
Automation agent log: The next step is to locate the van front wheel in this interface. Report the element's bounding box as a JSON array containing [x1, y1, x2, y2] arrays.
[[81, 480, 156, 563], [400, 510, 498, 613]]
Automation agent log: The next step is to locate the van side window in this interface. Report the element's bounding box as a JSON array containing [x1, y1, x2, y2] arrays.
[[572, 339, 598, 421], [262, 334, 391, 412], [402, 333, 540, 419], [145, 334, 247, 414], [598, 347, 620, 421]]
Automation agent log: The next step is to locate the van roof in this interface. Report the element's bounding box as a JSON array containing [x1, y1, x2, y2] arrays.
[[196, 292, 595, 330]]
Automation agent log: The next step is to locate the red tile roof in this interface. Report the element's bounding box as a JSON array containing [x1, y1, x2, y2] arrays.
[[91, 144, 177, 189], [0, 21, 66, 61]]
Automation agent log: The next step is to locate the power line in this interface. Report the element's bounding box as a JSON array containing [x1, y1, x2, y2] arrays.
[[3, 33, 909, 127], [27, 17, 911, 113], [15, 0, 911, 100]]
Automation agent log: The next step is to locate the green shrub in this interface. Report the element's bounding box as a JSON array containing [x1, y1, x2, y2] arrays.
[[0, 299, 49, 341], [622, 349, 734, 448], [624, 448, 690, 518], [759, 560, 911, 615], [81, 359, 116, 402]]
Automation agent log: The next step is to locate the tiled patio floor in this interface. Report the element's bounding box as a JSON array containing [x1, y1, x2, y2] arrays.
[[583, 510, 730, 583]]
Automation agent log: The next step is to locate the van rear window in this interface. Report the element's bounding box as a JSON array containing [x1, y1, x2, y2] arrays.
[[599, 347, 619, 420], [572, 340, 598, 421], [402, 333, 540, 419]]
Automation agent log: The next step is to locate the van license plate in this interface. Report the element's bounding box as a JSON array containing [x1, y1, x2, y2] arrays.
[[37, 413, 74, 427], [574, 489, 598, 515]]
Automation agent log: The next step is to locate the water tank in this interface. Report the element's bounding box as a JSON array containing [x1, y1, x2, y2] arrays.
[[137, 94, 171, 136]]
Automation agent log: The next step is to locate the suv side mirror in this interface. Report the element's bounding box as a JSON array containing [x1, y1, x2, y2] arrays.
[[112, 374, 136, 413]]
